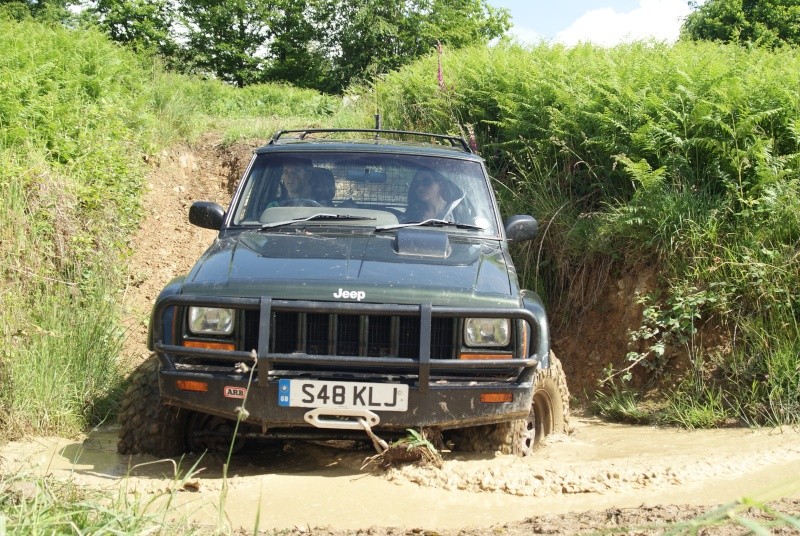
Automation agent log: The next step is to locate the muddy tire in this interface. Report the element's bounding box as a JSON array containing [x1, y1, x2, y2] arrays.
[[449, 352, 569, 456], [117, 355, 189, 457]]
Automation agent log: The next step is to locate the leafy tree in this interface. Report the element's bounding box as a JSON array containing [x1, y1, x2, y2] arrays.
[[80, 0, 509, 92], [89, 0, 178, 57], [268, 0, 510, 93], [177, 0, 275, 87], [0, 0, 74, 21], [682, 0, 800, 48], [264, 0, 335, 92]]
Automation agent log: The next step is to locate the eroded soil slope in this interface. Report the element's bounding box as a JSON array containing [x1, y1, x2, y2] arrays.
[[119, 134, 255, 365]]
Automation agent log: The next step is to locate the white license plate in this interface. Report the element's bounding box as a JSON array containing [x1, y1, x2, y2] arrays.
[[277, 379, 408, 412]]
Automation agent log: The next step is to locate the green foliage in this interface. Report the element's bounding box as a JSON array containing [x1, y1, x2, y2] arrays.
[[395, 428, 439, 452], [2, 280, 126, 435], [0, 21, 150, 437], [621, 286, 716, 383], [363, 428, 444, 470], [661, 355, 732, 429], [0, 0, 74, 22], [82, 0, 510, 93], [0, 17, 346, 440], [88, 0, 178, 58], [0, 467, 201, 534], [143, 69, 340, 142], [264, 0, 336, 92], [723, 319, 800, 426], [374, 40, 800, 426], [663, 386, 730, 429], [300, 0, 511, 93], [682, 0, 800, 48], [177, 0, 273, 87], [591, 379, 652, 424]]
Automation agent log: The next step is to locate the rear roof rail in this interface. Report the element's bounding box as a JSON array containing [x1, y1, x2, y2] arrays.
[[270, 128, 473, 154]]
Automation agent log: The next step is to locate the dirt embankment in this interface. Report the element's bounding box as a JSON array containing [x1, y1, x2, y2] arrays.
[[119, 135, 254, 366], [6, 136, 797, 535]]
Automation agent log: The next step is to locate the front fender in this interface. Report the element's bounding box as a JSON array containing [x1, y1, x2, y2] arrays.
[[147, 275, 186, 351], [521, 289, 550, 368]]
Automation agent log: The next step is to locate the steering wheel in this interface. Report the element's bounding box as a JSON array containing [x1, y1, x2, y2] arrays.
[[281, 198, 323, 207]]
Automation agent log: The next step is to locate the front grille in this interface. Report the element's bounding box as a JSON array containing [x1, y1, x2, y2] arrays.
[[257, 311, 455, 359], [159, 297, 532, 385]]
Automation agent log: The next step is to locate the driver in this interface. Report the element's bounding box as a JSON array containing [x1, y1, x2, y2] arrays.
[[281, 158, 314, 200], [267, 157, 319, 208]]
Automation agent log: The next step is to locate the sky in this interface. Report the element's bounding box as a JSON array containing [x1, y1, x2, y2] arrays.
[[487, 0, 696, 46]]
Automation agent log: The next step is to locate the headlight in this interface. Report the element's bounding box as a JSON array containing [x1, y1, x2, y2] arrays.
[[188, 307, 234, 335], [464, 318, 510, 347]]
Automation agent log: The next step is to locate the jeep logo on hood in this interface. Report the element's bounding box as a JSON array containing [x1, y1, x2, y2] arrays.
[[333, 288, 366, 301]]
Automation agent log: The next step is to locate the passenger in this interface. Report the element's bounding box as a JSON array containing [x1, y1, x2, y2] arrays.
[[405, 168, 462, 222], [309, 167, 335, 205]]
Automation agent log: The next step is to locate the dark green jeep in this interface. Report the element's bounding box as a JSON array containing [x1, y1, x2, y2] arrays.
[[117, 128, 569, 457]]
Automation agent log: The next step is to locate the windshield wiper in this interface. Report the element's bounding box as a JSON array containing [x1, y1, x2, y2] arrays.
[[375, 218, 485, 232], [260, 213, 376, 230]]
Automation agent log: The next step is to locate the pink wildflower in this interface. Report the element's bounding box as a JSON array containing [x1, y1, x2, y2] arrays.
[[465, 123, 478, 154], [436, 40, 445, 91]]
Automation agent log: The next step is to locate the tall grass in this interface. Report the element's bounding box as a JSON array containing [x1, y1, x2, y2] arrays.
[[374, 40, 800, 424], [0, 17, 353, 440], [143, 69, 345, 144], [0, 467, 200, 534]]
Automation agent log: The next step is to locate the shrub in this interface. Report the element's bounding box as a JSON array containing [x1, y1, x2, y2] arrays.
[[374, 40, 800, 425]]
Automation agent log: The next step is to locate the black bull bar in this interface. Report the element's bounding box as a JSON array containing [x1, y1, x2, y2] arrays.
[[150, 295, 550, 392], [151, 295, 549, 429]]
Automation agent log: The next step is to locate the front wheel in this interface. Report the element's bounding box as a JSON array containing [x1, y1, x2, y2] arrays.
[[448, 352, 570, 456], [117, 355, 189, 457], [512, 352, 570, 455]]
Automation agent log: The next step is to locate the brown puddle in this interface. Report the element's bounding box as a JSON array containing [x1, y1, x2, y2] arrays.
[[2, 417, 800, 531]]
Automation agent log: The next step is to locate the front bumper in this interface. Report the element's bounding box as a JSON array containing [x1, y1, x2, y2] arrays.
[[160, 369, 536, 431]]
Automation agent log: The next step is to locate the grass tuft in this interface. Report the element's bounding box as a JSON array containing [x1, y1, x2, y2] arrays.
[[0, 466, 201, 535]]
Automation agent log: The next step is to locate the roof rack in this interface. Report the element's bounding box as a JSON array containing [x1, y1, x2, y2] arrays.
[[270, 128, 473, 154]]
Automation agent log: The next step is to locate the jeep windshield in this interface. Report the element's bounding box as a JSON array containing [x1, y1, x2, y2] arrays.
[[230, 152, 500, 235]]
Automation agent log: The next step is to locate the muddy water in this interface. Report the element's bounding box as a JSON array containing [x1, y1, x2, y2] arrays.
[[3, 417, 800, 531]]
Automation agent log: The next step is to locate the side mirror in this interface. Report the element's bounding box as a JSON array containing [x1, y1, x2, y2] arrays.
[[189, 201, 225, 230], [504, 215, 538, 243]]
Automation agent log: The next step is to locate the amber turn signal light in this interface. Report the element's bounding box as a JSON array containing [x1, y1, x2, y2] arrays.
[[176, 380, 208, 392], [182, 340, 236, 351], [458, 353, 512, 360], [480, 392, 513, 403]]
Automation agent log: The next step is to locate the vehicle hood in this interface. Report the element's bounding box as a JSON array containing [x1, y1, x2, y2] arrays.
[[182, 229, 519, 307]]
